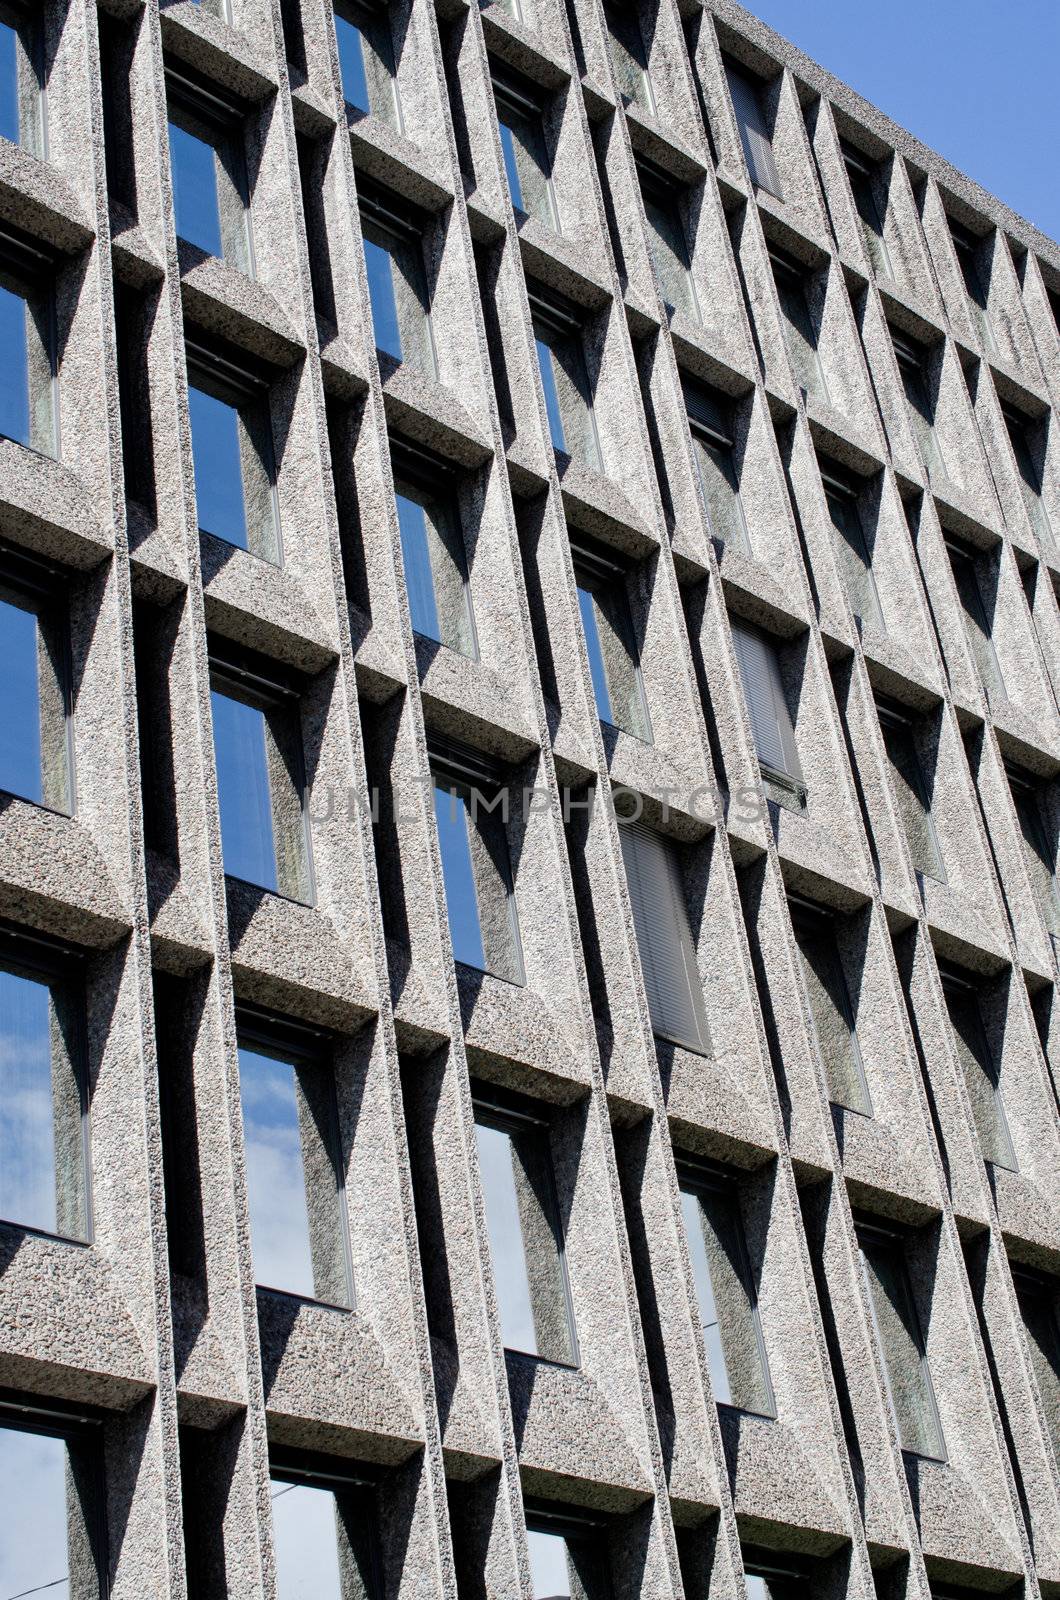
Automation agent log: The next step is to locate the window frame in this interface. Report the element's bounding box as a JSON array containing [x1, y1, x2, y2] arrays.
[[0, 1391, 109, 1599], [0, 537, 75, 815], [0, 0, 46, 158], [332, 0, 402, 132], [818, 458, 886, 633], [875, 696, 946, 884], [359, 183, 437, 378], [490, 62, 560, 233], [1005, 760, 1060, 938], [569, 532, 652, 743], [890, 326, 948, 480], [390, 434, 478, 660], [839, 139, 893, 279], [855, 1214, 947, 1463], [788, 894, 873, 1118], [185, 332, 283, 564], [601, 0, 655, 117], [944, 535, 1007, 702], [768, 244, 828, 403], [730, 619, 806, 807], [528, 285, 603, 472], [165, 64, 255, 276], [616, 812, 711, 1056], [938, 961, 1017, 1174], [948, 217, 997, 356], [635, 154, 700, 323], [268, 1443, 381, 1598], [684, 379, 750, 555], [723, 57, 783, 199], [0, 224, 59, 458]]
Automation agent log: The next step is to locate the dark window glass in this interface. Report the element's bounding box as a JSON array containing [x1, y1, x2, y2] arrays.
[[946, 538, 1007, 701], [333, 0, 400, 129], [949, 218, 997, 355], [730, 620, 804, 803], [167, 72, 253, 273], [684, 381, 749, 554], [890, 328, 948, 480], [209, 646, 313, 902], [431, 743, 524, 984], [571, 536, 650, 741], [724, 60, 782, 198], [0, 1406, 105, 1600], [677, 1162, 774, 1415], [530, 291, 601, 471], [877, 699, 945, 882], [790, 898, 872, 1116], [769, 247, 827, 401], [840, 141, 893, 278], [0, 1, 43, 155], [0, 544, 72, 812], [618, 816, 710, 1054], [492, 68, 559, 230], [0, 931, 88, 1241], [1002, 402, 1054, 553], [525, 1504, 611, 1600], [1007, 763, 1060, 937], [602, 1, 654, 115], [637, 158, 698, 321], [1013, 1269, 1060, 1450], [473, 1088, 576, 1365], [0, 237, 57, 455], [391, 440, 476, 657], [360, 189, 436, 376], [238, 1010, 351, 1307], [940, 965, 1016, 1171], [819, 462, 885, 631], [857, 1219, 945, 1460], [270, 1455, 378, 1598], [186, 339, 281, 562]]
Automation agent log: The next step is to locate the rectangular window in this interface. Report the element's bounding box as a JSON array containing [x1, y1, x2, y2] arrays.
[[0, 1400, 106, 1600], [525, 1502, 611, 1600], [724, 59, 783, 199], [840, 141, 893, 279], [186, 335, 281, 563], [890, 327, 948, 481], [684, 380, 750, 554], [491, 64, 559, 231], [818, 459, 885, 632], [166, 67, 253, 273], [0, 542, 72, 812], [0, 228, 57, 455], [617, 815, 711, 1054], [1006, 763, 1060, 938], [743, 1548, 814, 1600], [571, 534, 651, 742], [730, 620, 805, 804], [949, 218, 997, 356], [237, 1006, 352, 1307], [430, 739, 524, 984], [945, 537, 1007, 702], [789, 897, 872, 1117], [0, 926, 89, 1241], [636, 157, 699, 321], [209, 641, 313, 902], [391, 437, 477, 657], [876, 698, 945, 882], [269, 1452, 378, 1598], [677, 1160, 774, 1416], [333, 0, 400, 130], [856, 1217, 945, 1460], [602, 1, 654, 116], [0, 0, 43, 155], [473, 1084, 577, 1365], [939, 964, 1016, 1171], [1002, 402, 1054, 552], [1012, 1268, 1060, 1450], [359, 184, 436, 377], [769, 246, 827, 401], [529, 287, 602, 471]]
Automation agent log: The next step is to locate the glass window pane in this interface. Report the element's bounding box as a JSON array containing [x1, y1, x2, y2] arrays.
[[943, 984, 1016, 1170], [577, 584, 613, 725], [773, 263, 826, 401], [895, 351, 949, 481], [680, 1181, 773, 1415], [603, 3, 653, 113], [880, 715, 945, 882], [364, 236, 402, 361], [536, 337, 567, 454], [528, 1527, 573, 1599], [395, 483, 475, 656], [860, 1235, 944, 1459], [272, 1478, 343, 1600], [1015, 1276, 1060, 1448], [189, 385, 249, 548], [169, 120, 225, 258], [239, 1045, 348, 1305], [0, 10, 41, 154], [534, 330, 600, 471], [0, 18, 19, 145], [693, 434, 747, 552], [0, 1425, 77, 1600], [1012, 782, 1060, 936], [794, 919, 872, 1116], [575, 575, 650, 741], [433, 782, 487, 970], [497, 103, 556, 230], [0, 280, 31, 447], [644, 195, 696, 320], [0, 593, 42, 803], [825, 486, 885, 632], [211, 690, 278, 891], [0, 964, 86, 1239], [948, 546, 1006, 701]]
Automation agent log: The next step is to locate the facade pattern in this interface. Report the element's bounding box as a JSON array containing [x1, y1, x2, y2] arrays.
[[0, 0, 1060, 1596]]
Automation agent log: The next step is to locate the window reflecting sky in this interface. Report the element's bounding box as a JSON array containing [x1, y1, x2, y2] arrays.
[[0, 595, 42, 803], [0, 1425, 73, 1600], [271, 1477, 343, 1600]]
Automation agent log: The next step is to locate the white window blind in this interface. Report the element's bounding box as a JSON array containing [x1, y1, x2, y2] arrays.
[[725, 63, 783, 199], [618, 816, 711, 1054], [730, 621, 802, 787]]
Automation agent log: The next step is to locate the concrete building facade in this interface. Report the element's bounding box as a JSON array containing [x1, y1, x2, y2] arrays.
[[0, 0, 1059, 1594]]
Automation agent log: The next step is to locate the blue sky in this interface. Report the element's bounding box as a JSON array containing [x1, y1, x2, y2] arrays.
[[741, 0, 1060, 243]]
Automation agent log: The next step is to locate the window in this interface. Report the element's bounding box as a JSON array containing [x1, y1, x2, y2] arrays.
[[333, 0, 400, 130], [602, 1, 654, 116], [636, 157, 699, 321], [473, 1084, 577, 1364], [0, 227, 57, 455], [237, 1006, 352, 1306], [0, 925, 89, 1241], [724, 59, 782, 199], [856, 1217, 945, 1460], [430, 739, 524, 983], [270, 1452, 378, 1598], [1002, 402, 1054, 552], [789, 897, 872, 1116], [0, 1401, 106, 1600], [391, 437, 477, 657], [840, 140, 893, 279], [769, 246, 827, 401], [186, 335, 281, 562], [1012, 1268, 1060, 1449], [524, 1502, 611, 1600], [742, 1549, 818, 1600], [730, 620, 805, 805], [571, 534, 651, 741], [684, 379, 750, 554], [945, 537, 1007, 702], [617, 815, 710, 1054], [166, 67, 253, 273], [890, 328, 948, 481], [359, 184, 437, 377], [1006, 762, 1060, 939], [939, 964, 1016, 1171], [491, 64, 559, 231], [0, 0, 43, 155], [529, 287, 602, 471], [949, 218, 997, 356], [818, 459, 885, 631], [0, 542, 72, 812], [209, 641, 314, 902], [876, 698, 946, 882], [677, 1160, 774, 1415]]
